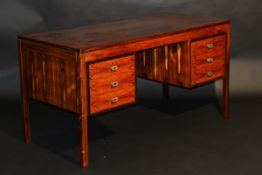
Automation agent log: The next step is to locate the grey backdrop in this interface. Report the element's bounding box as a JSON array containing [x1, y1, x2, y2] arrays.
[[1, 0, 262, 98], [1, 1, 262, 174]]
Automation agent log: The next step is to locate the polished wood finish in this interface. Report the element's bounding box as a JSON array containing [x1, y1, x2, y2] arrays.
[[191, 35, 226, 56], [136, 35, 226, 87], [89, 55, 136, 114], [136, 42, 191, 87], [223, 26, 231, 119], [18, 39, 31, 144], [191, 56, 225, 85], [18, 12, 230, 168], [90, 72, 135, 96], [78, 55, 89, 168], [90, 87, 135, 114], [20, 40, 78, 112], [191, 35, 226, 85], [19, 13, 229, 53], [84, 24, 229, 62], [89, 55, 134, 79]]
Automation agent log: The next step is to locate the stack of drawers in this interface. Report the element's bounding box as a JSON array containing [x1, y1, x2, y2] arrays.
[[89, 55, 136, 114], [191, 35, 226, 86]]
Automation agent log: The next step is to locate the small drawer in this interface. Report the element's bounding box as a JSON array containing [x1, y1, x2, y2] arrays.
[[89, 55, 135, 80], [90, 72, 135, 96], [90, 87, 135, 114], [191, 35, 226, 58], [192, 54, 225, 67]]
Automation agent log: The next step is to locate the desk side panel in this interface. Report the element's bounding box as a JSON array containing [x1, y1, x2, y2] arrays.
[[20, 40, 79, 113]]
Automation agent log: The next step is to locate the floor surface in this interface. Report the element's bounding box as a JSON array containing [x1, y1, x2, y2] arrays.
[[1, 54, 262, 175], [0, 96, 262, 175]]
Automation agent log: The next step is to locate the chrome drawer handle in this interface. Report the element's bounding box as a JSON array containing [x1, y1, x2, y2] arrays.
[[111, 81, 118, 87], [207, 71, 214, 77], [207, 57, 214, 63], [111, 65, 118, 72], [111, 97, 118, 104], [207, 43, 214, 49]]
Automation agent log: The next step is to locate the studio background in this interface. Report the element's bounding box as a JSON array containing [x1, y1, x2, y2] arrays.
[[1, 0, 262, 98], [0, 0, 262, 174]]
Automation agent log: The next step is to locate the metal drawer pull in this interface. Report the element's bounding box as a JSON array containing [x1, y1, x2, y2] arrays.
[[207, 57, 214, 63], [111, 97, 119, 104], [207, 71, 214, 77], [111, 65, 118, 72], [111, 81, 118, 87], [207, 43, 214, 49]]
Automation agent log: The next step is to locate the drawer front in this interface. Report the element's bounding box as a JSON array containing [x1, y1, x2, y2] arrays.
[[90, 72, 135, 96], [191, 35, 226, 57], [89, 55, 135, 80], [90, 87, 135, 114], [192, 57, 225, 85], [191, 35, 226, 85]]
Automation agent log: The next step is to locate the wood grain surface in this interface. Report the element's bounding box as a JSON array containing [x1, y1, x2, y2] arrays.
[[191, 35, 226, 85], [89, 55, 134, 79], [19, 13, 229, 53], [90, 72, 135, 96], [18, 12, 231, 168], [90, 87, 135, 114], [20, 40, 78, 112]]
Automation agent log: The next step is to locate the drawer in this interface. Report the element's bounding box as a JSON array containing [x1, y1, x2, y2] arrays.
[[191, 56, 225, 85], [89, 55, 135, 80], [191, 35, 226, 58], [192, 54, 225, 67], [90, 87, 135, 114], [191, 35, 226, 86], [90, 72, 135, 96]]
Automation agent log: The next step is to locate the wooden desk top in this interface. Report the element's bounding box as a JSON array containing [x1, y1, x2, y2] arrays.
[[19, 12, 229, 53]]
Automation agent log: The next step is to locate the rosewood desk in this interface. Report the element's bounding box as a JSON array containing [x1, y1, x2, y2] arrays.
[[18, 12, 230, 168]]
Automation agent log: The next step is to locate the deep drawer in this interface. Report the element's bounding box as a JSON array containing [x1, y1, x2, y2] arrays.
[[90, 87, 135, 114]]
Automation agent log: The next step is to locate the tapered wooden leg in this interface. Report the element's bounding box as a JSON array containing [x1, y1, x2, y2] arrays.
[[80, 115, 88, 168], [223, 28, 230, 119], [18, 39, 31, 144], [21, 94, 31, 144], [222, 77, 229, 119], [79, 56, 89, 168], [162, 83, 169, 101]]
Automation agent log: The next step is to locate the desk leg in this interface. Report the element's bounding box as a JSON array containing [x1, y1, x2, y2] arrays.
[[223, 30, 230, 119], [162, 83, 169, 101], [222, 76, 229, 119], [79, 58, 89, 168], [79, 114, 88, 168], [18, 40, 31, 144]]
